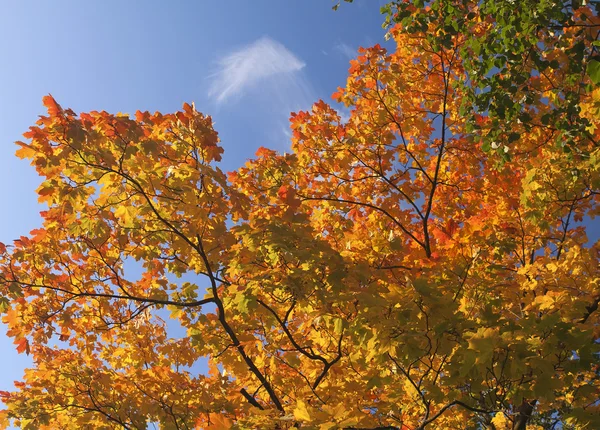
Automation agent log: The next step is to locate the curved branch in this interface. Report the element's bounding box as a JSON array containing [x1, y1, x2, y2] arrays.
[[299, 195, 425, 250], [240, 388, 264, 410], [195, 237, 285, 412], [257, 299, 327, 365], [1, 276, 215, 309], [312, 331, 344, 390], [416, 400, 496, 430]]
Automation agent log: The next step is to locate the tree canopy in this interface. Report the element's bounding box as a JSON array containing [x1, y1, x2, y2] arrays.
[[379, 0, 600, 161], [0, 2, 599, 429]]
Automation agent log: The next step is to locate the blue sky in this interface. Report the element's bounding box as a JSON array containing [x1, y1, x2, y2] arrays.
[[0, 0, 388, 401]]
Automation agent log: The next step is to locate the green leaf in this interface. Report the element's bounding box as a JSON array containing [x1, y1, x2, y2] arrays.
[[0, 297, 10, 313], [8, 282, 23, 298], [587, 59, 600, 85], [189, 328, 203, 345], [233, 293, 255, 314]]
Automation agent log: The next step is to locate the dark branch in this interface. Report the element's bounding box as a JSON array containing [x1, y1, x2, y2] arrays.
[[240, 388, 264, 410]]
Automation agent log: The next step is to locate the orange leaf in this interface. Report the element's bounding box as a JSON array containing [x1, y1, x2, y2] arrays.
[[205, 414, 233, 430], [14, 141, 36, 160], [42, 94, 61, 116], [15, 338, 29, 355]]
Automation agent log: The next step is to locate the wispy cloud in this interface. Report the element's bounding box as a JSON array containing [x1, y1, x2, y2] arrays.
[[334, 42, 355, 59], [208, 37, 306, 104], [207, 36, 315, 149]]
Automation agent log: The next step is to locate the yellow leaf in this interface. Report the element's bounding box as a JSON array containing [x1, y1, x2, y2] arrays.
[[114, 205, 136, 228], [294, 400, 311, 422], [491, 412, 510, 430], [534, 294, 555, 311]]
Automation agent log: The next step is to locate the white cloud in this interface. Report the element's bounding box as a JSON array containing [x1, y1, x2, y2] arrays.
[[208, 37, 306, 104], [207, 36, 316, 150], [334, 42, 355, 59]]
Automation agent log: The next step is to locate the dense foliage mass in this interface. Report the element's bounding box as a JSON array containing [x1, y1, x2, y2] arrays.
[[0, 1, 599, 429]]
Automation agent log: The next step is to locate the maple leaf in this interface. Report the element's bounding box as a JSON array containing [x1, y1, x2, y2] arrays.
[[15, 338, 29, 355], [42, 94, 61, 117]]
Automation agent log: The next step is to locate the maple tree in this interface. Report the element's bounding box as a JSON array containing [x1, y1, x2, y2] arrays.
[[1, 3, 599, 429]]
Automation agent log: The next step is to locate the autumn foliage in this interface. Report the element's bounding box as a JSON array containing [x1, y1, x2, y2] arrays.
[[1, 3, 600, 430]]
